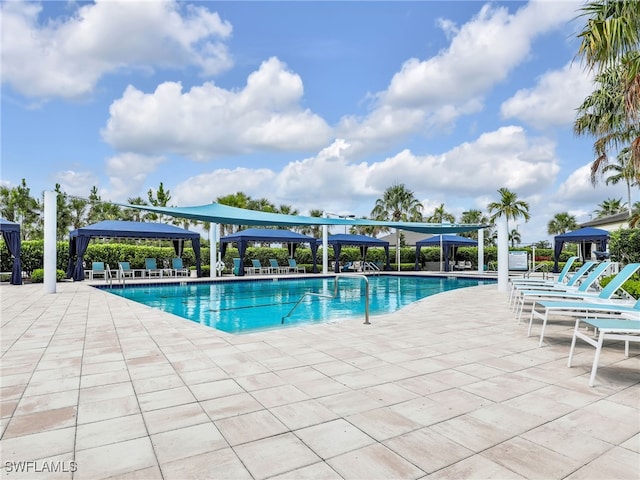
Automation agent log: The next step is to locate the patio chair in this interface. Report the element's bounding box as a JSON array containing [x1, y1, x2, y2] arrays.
[[509, 260, 594, 310], [269, 259, 288, 274], [233, 258, 243, 276], [90, 261, 107, 280], [288, 258, 305, 273], [509, 256, 578, 288], [528, 263, 640, 346], [567, 317, 640, 386], [251, 259, 272, 274], [118, 261, 134, 280], [172, 258, 189, 277], [145, 258, 161, 277], [514, 261, 607, 321]]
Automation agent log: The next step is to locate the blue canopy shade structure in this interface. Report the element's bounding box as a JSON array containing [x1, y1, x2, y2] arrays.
[[553, 227, 609, 272], [120, 201, 487, 235], [220, 228, 318, 276], [0, 217, 22, 285], [415, 235, 478, 272], [67, 220, 202, 281], [317, 234, 390, 273]]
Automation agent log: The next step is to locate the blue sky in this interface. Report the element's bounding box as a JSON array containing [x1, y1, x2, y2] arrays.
[[2, 0, 634, 243]]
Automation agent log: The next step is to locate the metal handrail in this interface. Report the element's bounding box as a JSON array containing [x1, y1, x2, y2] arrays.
[[282, 274, 370, 325], [362, 262, 380, 275], [118, 264, 126, 288], [105, 263, 113, 288]]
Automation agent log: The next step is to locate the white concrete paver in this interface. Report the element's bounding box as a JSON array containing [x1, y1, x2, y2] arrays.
[[1, 278, 638, 479]]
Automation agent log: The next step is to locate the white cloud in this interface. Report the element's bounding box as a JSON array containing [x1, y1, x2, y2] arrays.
[[102, 58, 333, 160], [1, 0, 233, 99], [501, 62, 594, 129], [554, 163, 630, 210], [166, 126, 561, 220], [52, 170, 100, 196], [172, 167, 277, 206], [338, 0, 579, 151], [103, 152, 165, 201]]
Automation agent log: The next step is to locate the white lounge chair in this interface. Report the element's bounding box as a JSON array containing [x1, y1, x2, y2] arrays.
[[514, 261, 608, 322], [567, 317, 640, 386], [508, 256, 579, 307], [528, 263, 640, 346]]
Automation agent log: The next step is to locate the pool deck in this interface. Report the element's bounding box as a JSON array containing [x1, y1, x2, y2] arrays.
[[1, 275, 638, 479]]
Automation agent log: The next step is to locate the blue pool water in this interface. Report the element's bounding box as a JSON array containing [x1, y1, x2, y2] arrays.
[[106, 275, 495, 333]]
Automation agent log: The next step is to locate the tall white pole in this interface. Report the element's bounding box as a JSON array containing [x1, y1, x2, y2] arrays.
[[322, 213, 328, 274], [477, 229, 484, 273], [497, 217, 509, 292], [44, 190, 57, 294], [210, 223, 217, 278]]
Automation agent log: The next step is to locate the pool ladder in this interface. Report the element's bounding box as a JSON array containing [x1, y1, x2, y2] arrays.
[[281, 274, 370, 325]]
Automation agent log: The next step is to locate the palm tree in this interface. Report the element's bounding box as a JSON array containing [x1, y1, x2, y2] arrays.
[[216, 192, 251, 235], [604, 147, 637, 215], [630, 201, 640, 227], [594, 197, 627, 218], [299, 209, 324, 238], [123, 196, 149, 222], [509, 229, 521, 248], [575, 0, 640, 182], [426, 203, 455, 223], [370, 183, 423, 269], [460, 209, 490, 241], [487, 188, 530, 232], [534, 240, 551, 249], [547, 212, 579, 235]]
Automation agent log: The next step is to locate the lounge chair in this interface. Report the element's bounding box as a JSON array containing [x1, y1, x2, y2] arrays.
[[269, 259, 288, 274], [145, 258, 161, 277], [510, 256, 578, 286], [509, 257, 583, 305], [90, 261, 107, 280], [118, 261, 135, 279], [172, 258, 189, 277], [514, 261, 607, 321], [528, 263, 640, 346], [251, 259, 272, 274], [288, 258, 305, 273], [509, 256, 579, 303], [567, 317, 640, 386], [233, 258, 242, 276]]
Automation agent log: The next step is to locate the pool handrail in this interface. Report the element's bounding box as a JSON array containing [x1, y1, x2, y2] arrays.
[[282, 274, 370, 325]]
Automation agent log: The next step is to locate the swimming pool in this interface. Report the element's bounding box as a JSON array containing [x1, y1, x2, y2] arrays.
[[106, 275, 495, 333]]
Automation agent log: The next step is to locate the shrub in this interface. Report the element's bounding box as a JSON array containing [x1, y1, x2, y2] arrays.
[[30, 269, 66, 283]]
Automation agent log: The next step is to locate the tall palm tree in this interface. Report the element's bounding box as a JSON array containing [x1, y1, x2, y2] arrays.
[[547, 212, 579, 235], [604, 147, 638, 215], [487, 188, 530, 232], [370, 183, 423, 269], [575, 0, 640, 181], [426, 203, 455, 223], [594, 197, 627, 218]]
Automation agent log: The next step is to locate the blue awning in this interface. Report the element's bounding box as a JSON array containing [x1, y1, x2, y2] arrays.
[[553, 227, 609, 272], [67, 220, 202, 281], [415, 235, 478, 272], [220, 228, 318, 275], [119, 202, 487, 235]]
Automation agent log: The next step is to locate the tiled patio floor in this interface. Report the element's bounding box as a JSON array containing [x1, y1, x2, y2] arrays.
[[1, 278, 638, 479]]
